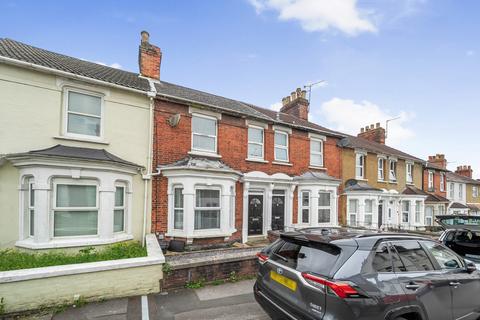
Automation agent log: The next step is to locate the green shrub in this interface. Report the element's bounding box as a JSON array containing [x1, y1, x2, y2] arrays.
[[0, 241, 147, 271], [185, 278, 205, 289]]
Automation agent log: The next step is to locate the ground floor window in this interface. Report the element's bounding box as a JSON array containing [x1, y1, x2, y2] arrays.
[[194, 189, 221, 230], [415, 201, 421, 224], [301, 191, 310, 223], [318, 192, 331, 223], [364, 199, 373, 226], [425, 206, 433, 226], [349, 199, 358, 226], [174, 187, 184, 230], [402, 201, 410, 223], [114, 185, 126, 232], [53, 181, 99, 237], [27, 178, 35, 237]]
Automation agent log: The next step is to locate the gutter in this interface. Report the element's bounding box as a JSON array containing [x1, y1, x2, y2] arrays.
[[0, 55, 148, 95]]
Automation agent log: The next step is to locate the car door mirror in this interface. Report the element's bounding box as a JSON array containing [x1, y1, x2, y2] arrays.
[[465, 259, 477, 273]]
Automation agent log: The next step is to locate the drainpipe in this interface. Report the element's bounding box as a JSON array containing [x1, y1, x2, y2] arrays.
[[142, 81, 157, 247]]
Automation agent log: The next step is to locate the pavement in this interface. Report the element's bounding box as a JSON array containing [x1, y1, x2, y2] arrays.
[[50, 279, 269, 320]]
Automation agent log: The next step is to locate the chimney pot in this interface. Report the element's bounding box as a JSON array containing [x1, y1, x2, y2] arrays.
[[360, 128, 365, 133], [370, 124, 375, 129], [141, 30, 150, 43], [376, 122, 380, 128]]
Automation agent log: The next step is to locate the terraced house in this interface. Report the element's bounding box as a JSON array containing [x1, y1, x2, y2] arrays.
[[423, 154, 450, 226], [0, 38, 156, 249], [447, 165, 480, 216], [338, 123, 427, 230], [138, 34, 345, 245]]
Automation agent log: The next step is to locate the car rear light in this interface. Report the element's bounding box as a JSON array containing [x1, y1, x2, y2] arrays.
[[256, 252, 269, 264], [301, 272, 360, 298]]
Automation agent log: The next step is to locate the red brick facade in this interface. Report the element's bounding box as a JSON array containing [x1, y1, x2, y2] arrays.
[[151, 98, 342, 243]]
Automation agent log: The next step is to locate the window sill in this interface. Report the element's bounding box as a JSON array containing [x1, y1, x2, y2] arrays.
[[15, 234, 133, 250], [272, 161, 293, 166], [188, 150, 222, 159], [377, 180, 387, 183], [54, 135, 109, 145], [355, 178, 368, 182], [246, 158, 268, 164], [309, 165, 326, 170], [388, 181, 398, 184], [166, 229, 236, 239]]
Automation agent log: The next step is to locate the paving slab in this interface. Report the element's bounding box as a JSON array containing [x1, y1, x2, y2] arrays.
[[194, 279, 255, 301], [174, 302, 270, 320]]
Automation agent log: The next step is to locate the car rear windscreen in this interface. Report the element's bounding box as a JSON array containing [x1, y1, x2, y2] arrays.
[[270, 239, 341, 276]]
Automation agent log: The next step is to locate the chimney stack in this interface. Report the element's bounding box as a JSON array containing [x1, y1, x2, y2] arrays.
[[280, 87, 309, 120], [357, 122, 386, 144], [138, 31, 162, 80], [427, 154, 447, 170], [456, 165, 473, 178]]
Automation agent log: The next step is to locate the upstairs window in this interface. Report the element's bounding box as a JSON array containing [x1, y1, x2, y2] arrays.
[[406, 163, 414, 184], [310, 139, 324, 167], [66, 90, 102, 138], [355, 154, 365, 179], [450, 183, 455, 198], [474, 186, 479, 198], [274, 131, 289, 162], [428, 171, 434, 190], [378, 158, 385, 181], [389, 160, 397, 182], [192, 114, 217, 153], [440, 173, 445, 192], [247, 126, 264, 160]]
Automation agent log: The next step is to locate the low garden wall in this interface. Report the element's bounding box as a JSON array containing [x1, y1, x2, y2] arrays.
[[0, 234, 164, 314]]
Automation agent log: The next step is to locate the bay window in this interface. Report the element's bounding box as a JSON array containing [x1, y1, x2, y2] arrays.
[[274, 131, 289, 162], [195, 189, 221, 230], [318, 192, 331, 223], [192, 114, 217, 153], [65, 90, 102, 138], [364, 199, 373, 226], [402, 201, 410, 223], [301, 191, 310, 223], [53, 182, 98, 237], [349, 199, 358, 226], [355, 153, 365, 179], [389, 160, 397, 182], [114, 186, 125, 232], [247, 126, 264, 160], [174, 187, 184, 230], [415, 201, 421, 223], [310, 139, 324, 167]]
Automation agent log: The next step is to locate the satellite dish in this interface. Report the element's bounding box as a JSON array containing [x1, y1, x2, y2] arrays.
[[167, 114, 181, 127], [345, 179, 358, 188]]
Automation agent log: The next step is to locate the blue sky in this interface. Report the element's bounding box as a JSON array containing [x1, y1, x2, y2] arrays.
[[1, 0, 479, 177]]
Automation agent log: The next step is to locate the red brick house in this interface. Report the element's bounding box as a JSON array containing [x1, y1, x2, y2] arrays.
[[423, 154, 450, 226], [139, 33, 344, 245]]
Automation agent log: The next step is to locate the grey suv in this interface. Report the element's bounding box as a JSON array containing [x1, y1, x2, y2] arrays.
[[254, 228, 480, 320]]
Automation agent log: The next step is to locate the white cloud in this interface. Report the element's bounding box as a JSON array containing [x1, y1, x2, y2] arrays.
[[94, 61, 123, 69], [317, 98, 415, 146], [270, 101, 283, 111], [248, 0, 377, 36]]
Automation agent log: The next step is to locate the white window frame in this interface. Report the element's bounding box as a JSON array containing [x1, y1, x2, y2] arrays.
[[378, 158, 385, 181], [63, 88, 104, 140], [310, 138, 324, 167], [52, 178, 99, 238], [474, 186, 479, 198], [425, 206, 433, 226], [450, 183, 455, 199], [415, 201, 421, 224], [389, 159, 397, 182], [440, 173, 445, 192], [402, 201, 410, 223], [247, 125, 264, 160], [428, 171, 434, 190], [348, 199, 359, 226], [300, 191, 310, 224], [191, 113, 218, 154], [194, 187, 222, 230], [355, 153, 365, 179], [406, 162, 414, 184], [274, 130, 289, 162], [364, 199, 374, 226], [173, 186, 184, 230], [27, 178, 35, 237], [459, 184, 463, 198], [114, 183, 126, 233], [318, 192, 331, 224]]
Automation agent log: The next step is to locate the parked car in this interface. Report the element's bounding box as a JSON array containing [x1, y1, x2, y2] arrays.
[[436, 215, 480, 264], [254, 228, 480, 320]]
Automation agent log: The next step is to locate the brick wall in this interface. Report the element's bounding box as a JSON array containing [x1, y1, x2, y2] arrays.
[[151, 98, 343, 240], [423, 169, 447, 198]]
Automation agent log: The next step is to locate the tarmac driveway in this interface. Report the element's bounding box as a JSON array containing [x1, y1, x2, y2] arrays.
[[52, 279, 269, 320]]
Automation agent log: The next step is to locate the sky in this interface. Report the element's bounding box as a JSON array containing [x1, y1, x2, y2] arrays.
[[1, 0, 479, 178]]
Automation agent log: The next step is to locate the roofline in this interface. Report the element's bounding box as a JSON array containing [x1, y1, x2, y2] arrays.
[[0, 55, 152, 96], [340, 143, 425, 164], [155, 93, 345, 139]]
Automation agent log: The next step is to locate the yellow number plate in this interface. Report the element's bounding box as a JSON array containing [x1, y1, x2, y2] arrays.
[[270, 270, 297, 291]]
